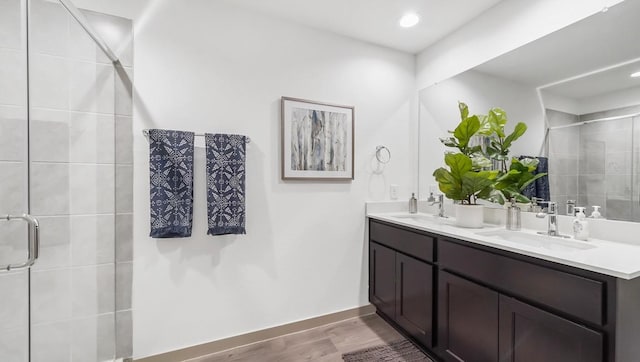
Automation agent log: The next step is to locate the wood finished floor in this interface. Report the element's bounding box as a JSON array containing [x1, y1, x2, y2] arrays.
[[187, 313, 408, 362]]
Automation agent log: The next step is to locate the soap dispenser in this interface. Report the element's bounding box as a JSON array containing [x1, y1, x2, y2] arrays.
[[409, 193, 418, 214], [506, 198, 521, 231], [589, 206, 602, 219], [573, 207, 589, 241]]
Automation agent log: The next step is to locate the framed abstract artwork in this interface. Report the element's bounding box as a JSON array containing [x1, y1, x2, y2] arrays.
[[281, 97, 354, 180]]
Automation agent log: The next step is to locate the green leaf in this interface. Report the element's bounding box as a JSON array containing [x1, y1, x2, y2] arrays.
[[516, 172, 535, 189], [495, 169, 521, 185], [485, 144, 500, 158], [471, 155, 492, 169], [439, 137, 459, 148], [458, 102, 469, 120], [433, 168, 454, 192], [518, 172, 547, 191], [476, 184, 494, 200], [461, 171, 496, 199], [444, 153, 472, 181], [487, 108, 508, 138], [502, 122, 527, 150], [453, 116, 480, 149], [512, 193, 531, 203], [518, 157, 539, 172], [508, 158, 529, 173], [433, 167, 465, 201], [476, 115, 492, 136]]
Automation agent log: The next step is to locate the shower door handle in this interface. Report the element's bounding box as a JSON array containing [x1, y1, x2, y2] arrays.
[[0, 214, 40, 271]]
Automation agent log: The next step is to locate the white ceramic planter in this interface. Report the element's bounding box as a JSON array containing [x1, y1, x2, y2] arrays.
[[455, 204, 484, 228]]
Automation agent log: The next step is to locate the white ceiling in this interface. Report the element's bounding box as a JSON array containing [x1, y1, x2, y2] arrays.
[[474, 0, 640, 94], [224, 0, 505, 54], [544, 61, 640, 99]]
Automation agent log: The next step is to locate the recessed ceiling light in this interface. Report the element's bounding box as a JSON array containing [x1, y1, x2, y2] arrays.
[[631, 72, 640, 78], [399, 13, 420, 28]]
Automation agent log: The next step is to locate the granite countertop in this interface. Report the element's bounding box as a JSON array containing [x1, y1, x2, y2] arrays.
[[368, 211, 640, 280]]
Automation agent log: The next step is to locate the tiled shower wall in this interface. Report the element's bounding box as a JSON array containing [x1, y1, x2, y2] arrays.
[[548, 106, 640, 221], [0, 0, 133, 360]]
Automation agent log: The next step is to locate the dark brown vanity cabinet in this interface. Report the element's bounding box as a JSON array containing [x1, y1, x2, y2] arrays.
[[367, 219, 634, 362], [369, 241, 397, 319], [438, 269, 603, 362], [395, 252, 434, 348], [439, 271, 499, 362], [369, 221, 435, 348], [499, 295, 603, 362]]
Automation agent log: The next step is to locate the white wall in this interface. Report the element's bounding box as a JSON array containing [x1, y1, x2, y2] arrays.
[[416, 0, 624, 90], [71, 0, 416, 358], [418, 70, 543, 197]]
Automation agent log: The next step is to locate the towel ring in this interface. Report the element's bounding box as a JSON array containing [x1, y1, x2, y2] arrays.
[[375, 145, 391, 164]]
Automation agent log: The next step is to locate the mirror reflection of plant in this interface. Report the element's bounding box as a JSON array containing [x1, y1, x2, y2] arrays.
[[434, 102, 546, 206], [490, 157, 547, 205], [477, 107, 527, 173]]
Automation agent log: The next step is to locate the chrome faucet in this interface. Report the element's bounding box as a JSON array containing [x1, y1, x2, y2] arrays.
[[427, 192, 446, 218], [536, 201, 559, 236]]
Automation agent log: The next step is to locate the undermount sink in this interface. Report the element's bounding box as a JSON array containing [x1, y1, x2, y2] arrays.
[[390, 213, 448, 224], [476, 229, 597, 252]]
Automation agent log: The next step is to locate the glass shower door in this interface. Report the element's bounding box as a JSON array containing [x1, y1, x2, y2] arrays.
[[0, 0, 31, 360], [28, 0, 118, 360], [1, 0, 125, 360]]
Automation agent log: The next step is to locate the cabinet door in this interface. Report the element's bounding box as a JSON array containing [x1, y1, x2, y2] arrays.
[[369, 241, 396, 319], [499, 296, 603, 362], [396, 253, 434, 348], [439, 271, 499, 362]]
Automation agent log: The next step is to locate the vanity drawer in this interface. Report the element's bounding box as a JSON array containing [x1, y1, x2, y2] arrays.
[[369, 220, 434, 262], [439, 239, 605, 326]]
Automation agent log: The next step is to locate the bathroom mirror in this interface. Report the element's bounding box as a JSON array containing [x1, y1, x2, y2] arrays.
[[418, 0, 640, 222]]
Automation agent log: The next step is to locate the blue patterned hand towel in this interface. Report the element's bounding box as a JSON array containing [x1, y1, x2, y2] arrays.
[[520, 156, 550, 201], [205, 133, 246, 235], [148, 129, 195, 238]]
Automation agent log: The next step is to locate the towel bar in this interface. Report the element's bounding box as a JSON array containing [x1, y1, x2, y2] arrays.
[[142, 129, 251, 143]]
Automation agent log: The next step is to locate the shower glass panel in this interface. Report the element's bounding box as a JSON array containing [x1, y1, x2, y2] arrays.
[[0, 0, 134, 360], [549, 114, 635, 221], [0, 0, 29, 360], [548, 125, 579, 211], [579, 117, 634, 221], [634, 116, 640, 222]]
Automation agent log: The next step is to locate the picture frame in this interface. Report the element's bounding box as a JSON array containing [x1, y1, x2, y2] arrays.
[[281, 97, 354, 180]]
